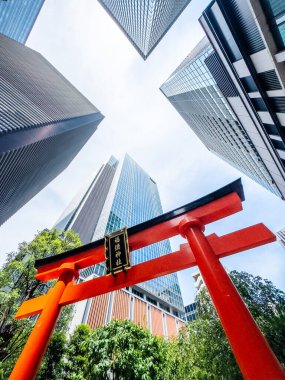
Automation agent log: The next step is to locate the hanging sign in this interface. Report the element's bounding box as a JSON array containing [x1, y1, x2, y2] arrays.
[[105, 227, 131, 275]]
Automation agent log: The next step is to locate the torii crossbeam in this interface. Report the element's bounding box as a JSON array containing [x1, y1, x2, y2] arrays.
[[9, 179, 285, 380]]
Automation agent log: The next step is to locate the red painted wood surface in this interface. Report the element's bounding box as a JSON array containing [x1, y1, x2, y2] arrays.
[[15, 223, 275, 319], [9, 269, 76, 380], [180, 218, 284, 380], [36, 193, 242, 282]]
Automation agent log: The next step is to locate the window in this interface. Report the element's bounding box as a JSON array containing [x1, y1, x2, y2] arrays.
[[250, 97, 268, 112], [240, 76, 258, 93], [146, 296, 157, 306]]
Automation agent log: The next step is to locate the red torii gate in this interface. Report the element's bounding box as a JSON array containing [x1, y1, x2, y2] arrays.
[[9, 179, 285, 380]]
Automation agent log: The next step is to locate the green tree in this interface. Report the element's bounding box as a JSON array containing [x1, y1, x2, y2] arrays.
[[0, 228, 81, 379], [167, 270, 285, 379], [229, 270, 285, 364], [166, 317, 241, 380], [36, 332, 67, 380], [64, 324, 91, 380], [66, 320, 168, 380]]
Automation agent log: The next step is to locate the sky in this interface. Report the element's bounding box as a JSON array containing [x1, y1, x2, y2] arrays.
[[0, 0, 285, 305]]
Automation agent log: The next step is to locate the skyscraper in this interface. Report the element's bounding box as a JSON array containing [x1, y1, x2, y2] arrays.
[[192, 271, 205, 292], [259, 0, 285, 55], [160, 36, 285, 199], [184, 302, 196, 322], [97, 0, 192, 59], [55, 154, 185, 337], [277, 228, 285, 248], [0, 33, 104, 225], [199, 0, 285, 198], [0, 0, 44, 43], [183, 273, 203, 322]]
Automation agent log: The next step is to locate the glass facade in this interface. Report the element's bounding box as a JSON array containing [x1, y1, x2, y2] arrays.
[[0, 33, 103, 225], [98, 0, 191, 59], [55, 154, 184, 312], [260, 0, 285, 49], [160, 37, 281, 197], [0, 0, 44, 43], [277, 228, 285, 247], [184, 302, 196, 321], [105, 154, 184, 311]]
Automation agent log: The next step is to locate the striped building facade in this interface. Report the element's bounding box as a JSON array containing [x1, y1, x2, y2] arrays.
[[98, 0, 192, 59], [0, 0, 44, 43], [160, 36, 284, 199], [200, 0, 285, 198], [0, 33, 104, 225], [277, 228, 285, 247]]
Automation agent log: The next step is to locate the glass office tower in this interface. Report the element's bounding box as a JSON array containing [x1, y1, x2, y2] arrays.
[[200, 0, 285, 199], [55, 154, 184, 316], [0, 0, 44, 43], [56, 155, 185, 337], [161, 36, 285, 199], [98, 0, 192, 59], [0, 33, 104, 225], [184, 302, 197, 322], [277, 228, 285, 248], [260, 0, 285, 50]]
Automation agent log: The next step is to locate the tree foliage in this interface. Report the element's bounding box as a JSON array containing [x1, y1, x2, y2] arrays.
[[166, 317, 241, 380], [65, 320, 168, 380], [64, 324, 91, 380], [167, 270, 285, 379], [36, 332, 67, 380], [2, 234, 285, 380], [229, 270, 285, 364], [0, 228, 81, 379]]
